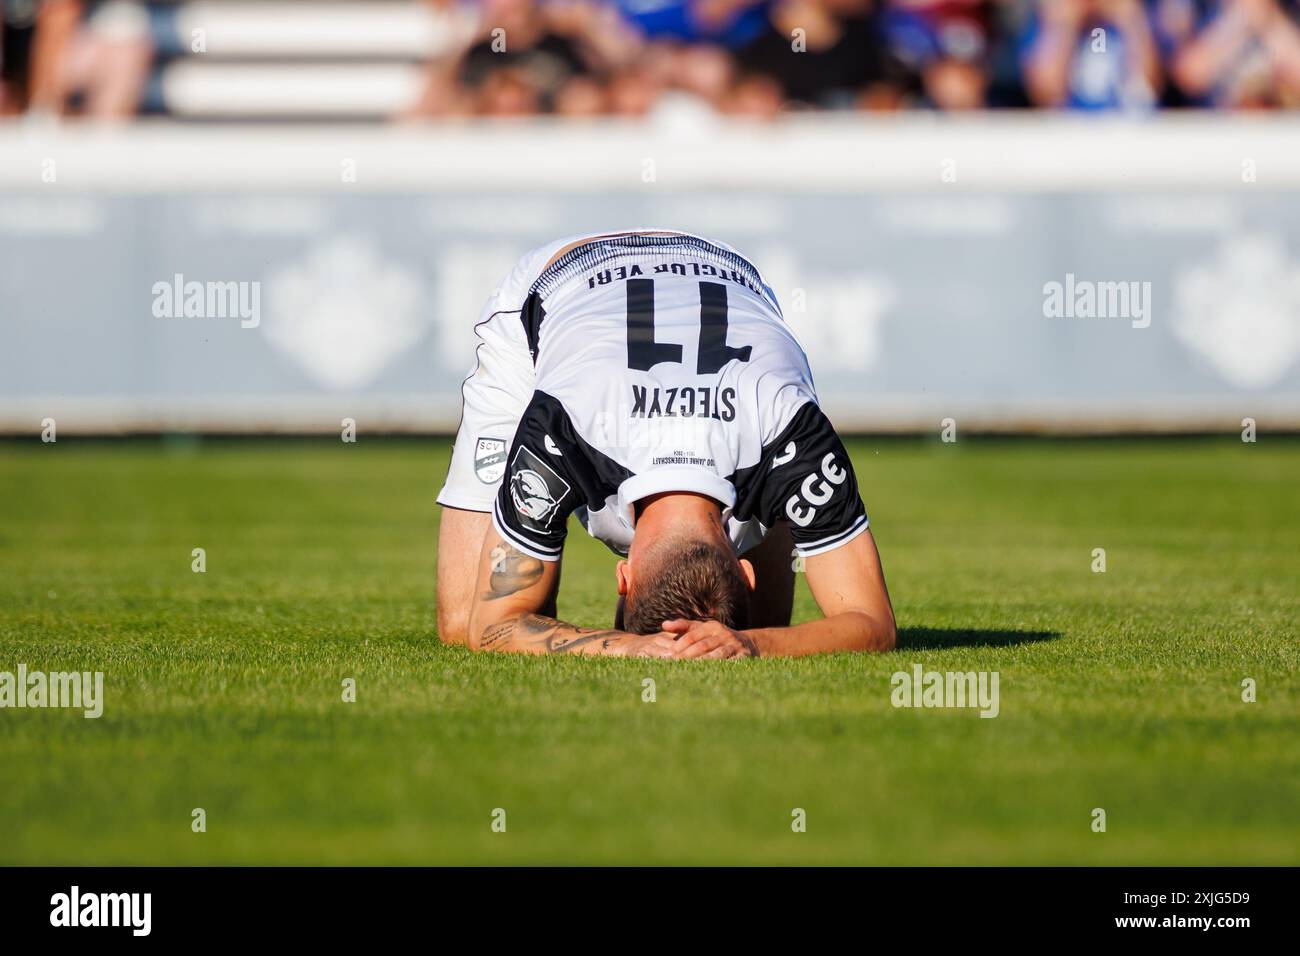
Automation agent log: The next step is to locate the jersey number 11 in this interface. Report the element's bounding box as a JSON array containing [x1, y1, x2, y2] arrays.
[[626, 279, 753, 375]]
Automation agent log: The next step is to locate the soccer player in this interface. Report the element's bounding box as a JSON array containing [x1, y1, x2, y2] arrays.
[[437, 230, 895, 658]]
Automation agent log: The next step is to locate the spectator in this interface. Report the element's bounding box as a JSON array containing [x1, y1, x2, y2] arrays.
[[607, 59, 666, 115], [879, 0, 995, 109], [413, 0, 641, 117], [26, 0, 153, 119], [2, 0, 36, 114], [613, 0, 774, 48], [727, 69, 785, 115], [735, 0, 905, 109], [7, 0, 1300, 122], [1155, 0, 1300, 107], [554, 73, 610, 115], [1020, 0, 1163, 110], [460, 0, 598, 115], [671, 41, 738, 105]]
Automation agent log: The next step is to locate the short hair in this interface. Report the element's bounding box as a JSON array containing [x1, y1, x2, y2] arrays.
[[623, 538, 751, 635]]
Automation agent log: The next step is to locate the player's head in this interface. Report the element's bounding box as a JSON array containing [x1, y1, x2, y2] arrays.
[[616, 493, 755, 635]]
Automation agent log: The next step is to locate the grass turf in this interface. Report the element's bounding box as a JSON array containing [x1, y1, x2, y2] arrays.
[[0, 435, 1296, 865]]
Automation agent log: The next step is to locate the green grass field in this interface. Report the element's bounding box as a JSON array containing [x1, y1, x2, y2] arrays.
[[0, 436, 1296, 865]]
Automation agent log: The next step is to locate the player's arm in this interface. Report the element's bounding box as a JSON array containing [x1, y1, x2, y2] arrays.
[[436, 508, 560, 646], [666, 400, 895, 658], [663, 529, 894, 658], [468, 391, 676, 656], [750, 528, 894, 655], [436, 508, 490, 646], [466, 526, 674, 657]]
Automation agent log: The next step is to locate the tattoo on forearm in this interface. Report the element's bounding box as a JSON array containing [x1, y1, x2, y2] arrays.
[[482, 544, 544, 601], [479, 612, 625, 655], [479, 619, 517, 650]]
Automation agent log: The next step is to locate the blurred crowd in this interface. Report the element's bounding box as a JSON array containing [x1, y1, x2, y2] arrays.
[[415, 0, 1300, 117], [4, 0, 1300, 120]]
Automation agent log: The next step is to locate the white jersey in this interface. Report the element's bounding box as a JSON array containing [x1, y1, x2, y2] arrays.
[[439, 231, 869, 561]]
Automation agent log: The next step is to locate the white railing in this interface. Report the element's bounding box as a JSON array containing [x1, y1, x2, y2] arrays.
[[2, 114, 1299, 190]]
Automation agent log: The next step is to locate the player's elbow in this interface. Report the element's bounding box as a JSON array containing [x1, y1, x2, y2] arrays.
[[438, 602, 472, 648], [463, 605, 504, 653], [462, 607, 486, 651], [875, 615, 897, 653], [846, 608, 895, 653]]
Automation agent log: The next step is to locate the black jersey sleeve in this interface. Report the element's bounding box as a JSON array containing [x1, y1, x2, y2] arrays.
[[491, 391, 632, 561], [733, 401, 868, 556], [492, 396, 581, 561]]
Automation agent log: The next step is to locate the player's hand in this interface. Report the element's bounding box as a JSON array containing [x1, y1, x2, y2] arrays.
[[608, 632, 679, 659], [661, 619, 758, 660]]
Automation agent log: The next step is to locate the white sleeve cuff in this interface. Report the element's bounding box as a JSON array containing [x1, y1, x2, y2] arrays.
[[794, 513, 869, 558], [492, 501, 564, 562]]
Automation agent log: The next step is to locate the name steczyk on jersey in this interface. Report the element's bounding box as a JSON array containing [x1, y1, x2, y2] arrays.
[[630, 384, 737, 421]]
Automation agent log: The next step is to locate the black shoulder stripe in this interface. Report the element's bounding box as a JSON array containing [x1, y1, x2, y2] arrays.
[[530, 391, 633, 504], [520, 292, 546, 364], [496, 391, 634, 550]]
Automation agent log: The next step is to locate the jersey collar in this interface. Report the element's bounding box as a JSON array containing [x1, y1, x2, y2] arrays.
[[617, 466, 737, 519]]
